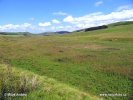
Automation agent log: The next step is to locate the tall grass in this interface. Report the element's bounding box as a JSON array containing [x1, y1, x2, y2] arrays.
[[0, 64, 41, 100], [0, 64, 101, 100]]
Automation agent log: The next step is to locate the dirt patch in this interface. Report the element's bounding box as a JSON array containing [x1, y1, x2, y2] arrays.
[[83, 44, 105, 50], [69, 44, 120, 51], [70, 44, 106, 50]]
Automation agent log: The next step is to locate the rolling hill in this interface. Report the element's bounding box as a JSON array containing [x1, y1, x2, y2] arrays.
[[0, 32, 33, 36], [0, 21, 133, 100]]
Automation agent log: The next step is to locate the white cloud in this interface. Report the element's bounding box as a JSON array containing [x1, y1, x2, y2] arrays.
[[95, 1, 103, 7], [127, 18, 133, 21], [63, 9, 133, 29], [63, 16, 74, 22], [38, 22, 51, 27], [57, 26, 64, 29], [52, 19, 60, 24], [1, 7, 133, 33], [0, 23, 32, 32], [117, 5, 132, 11], [22, 23, 31, 27], [53, 11, 68, 16]]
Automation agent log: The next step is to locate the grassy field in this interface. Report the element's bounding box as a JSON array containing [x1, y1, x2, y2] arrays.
[[0, 64, 99, 100], [0, 23, 133, 100]]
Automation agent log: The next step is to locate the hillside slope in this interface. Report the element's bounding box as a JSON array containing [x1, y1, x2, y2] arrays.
[[0, 64, 101, 100], [0, 23, 133, 100]]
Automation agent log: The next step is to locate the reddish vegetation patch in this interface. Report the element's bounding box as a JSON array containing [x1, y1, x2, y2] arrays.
[[95, 65, 133, 79], [70, 44, 106, 50]]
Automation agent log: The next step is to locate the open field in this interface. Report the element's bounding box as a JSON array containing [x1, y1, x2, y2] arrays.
[[0, 23, 133, 100]]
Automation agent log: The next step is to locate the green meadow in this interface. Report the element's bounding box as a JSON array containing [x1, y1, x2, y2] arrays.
[[0, 23, 133, 100]]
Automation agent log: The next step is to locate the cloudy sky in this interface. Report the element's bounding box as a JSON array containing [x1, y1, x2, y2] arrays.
[[0, 0, 133, 33]]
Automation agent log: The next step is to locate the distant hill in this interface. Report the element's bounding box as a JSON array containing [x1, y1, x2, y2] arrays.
[[74, 21, 133, 33], [39, 31, 70, 36], [0, 32, 33, 36], [56, 31, 70, 34], [0, 31, 70, 36], [108, 21, 133, 27], [75, 25, 108, 32]]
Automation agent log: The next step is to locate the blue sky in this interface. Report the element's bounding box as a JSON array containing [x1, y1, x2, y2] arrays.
[[0, 0, 133, 33]]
